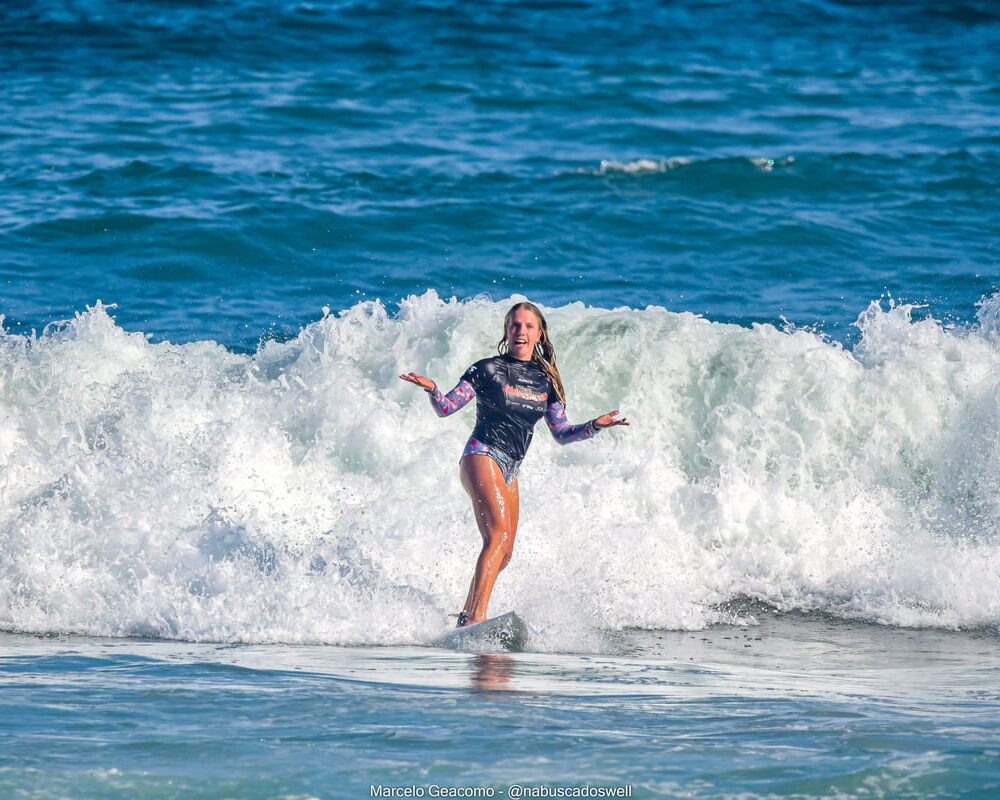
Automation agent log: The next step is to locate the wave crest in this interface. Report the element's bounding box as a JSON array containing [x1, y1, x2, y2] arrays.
[[2, 292, 1000, 647]]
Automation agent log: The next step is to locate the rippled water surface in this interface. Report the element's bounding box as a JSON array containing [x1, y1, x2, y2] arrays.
[[3, 616, 999, 799], [2, 0, 999, 345]]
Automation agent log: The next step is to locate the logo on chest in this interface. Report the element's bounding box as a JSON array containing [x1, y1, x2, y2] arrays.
[[503, 383, 548, 409]]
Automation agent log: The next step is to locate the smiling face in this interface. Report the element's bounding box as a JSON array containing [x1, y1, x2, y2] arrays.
[[505, 307, 542, 361]]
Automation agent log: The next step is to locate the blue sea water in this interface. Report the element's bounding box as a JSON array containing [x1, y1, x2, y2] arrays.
[[2, 0, 1000, 797]]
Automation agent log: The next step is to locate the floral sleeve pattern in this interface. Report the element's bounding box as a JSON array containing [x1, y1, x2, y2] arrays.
[[544, 401, 597, 444], [428, 379, 476, 417]]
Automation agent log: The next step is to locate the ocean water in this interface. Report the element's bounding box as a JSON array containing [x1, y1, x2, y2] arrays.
[[2, 0, 1000, 797]]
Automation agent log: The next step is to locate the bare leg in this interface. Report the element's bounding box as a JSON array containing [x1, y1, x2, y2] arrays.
[[458, 454, 519, 625]]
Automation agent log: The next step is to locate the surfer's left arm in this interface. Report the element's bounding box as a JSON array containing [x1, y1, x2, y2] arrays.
[[545, 403, 629, 444]]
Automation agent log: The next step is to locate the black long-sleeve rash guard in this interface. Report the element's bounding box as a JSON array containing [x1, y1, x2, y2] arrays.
[[427, 354, 596, 463]]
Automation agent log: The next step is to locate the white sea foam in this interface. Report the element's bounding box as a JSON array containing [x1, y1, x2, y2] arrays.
[[589, 155, 793, 176], [750, 155, 795, 172], [2, 293, 1000, 649], [595, 157, 691, 175]]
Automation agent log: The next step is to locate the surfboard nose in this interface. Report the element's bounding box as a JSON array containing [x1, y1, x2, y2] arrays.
[[435, 612, 527, 652]]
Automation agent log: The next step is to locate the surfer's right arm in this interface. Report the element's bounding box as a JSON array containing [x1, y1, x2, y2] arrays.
[[399, 372, 476, 417], [426, 378, 475, 416]]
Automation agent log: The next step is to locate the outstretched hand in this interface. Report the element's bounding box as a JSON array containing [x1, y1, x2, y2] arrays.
[[594, 410, 629, 429], [399, 372, 436, 392]]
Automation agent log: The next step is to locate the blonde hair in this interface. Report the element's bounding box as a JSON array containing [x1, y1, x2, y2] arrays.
[[497, 301, 567, 405]]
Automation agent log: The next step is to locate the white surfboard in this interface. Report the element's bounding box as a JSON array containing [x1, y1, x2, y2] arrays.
[[436, 611, 528, 652]]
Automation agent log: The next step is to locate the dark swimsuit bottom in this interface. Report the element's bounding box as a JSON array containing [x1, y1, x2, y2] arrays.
[[461, 435, 522, 485], [426, 354, 598, 486]]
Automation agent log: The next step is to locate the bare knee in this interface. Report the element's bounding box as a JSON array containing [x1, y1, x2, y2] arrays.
[[492, 535, 514, 571], [482, 532, 512, 563]]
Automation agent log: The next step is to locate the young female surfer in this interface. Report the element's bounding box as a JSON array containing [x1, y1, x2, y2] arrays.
[[400, 302, 628, 627]]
